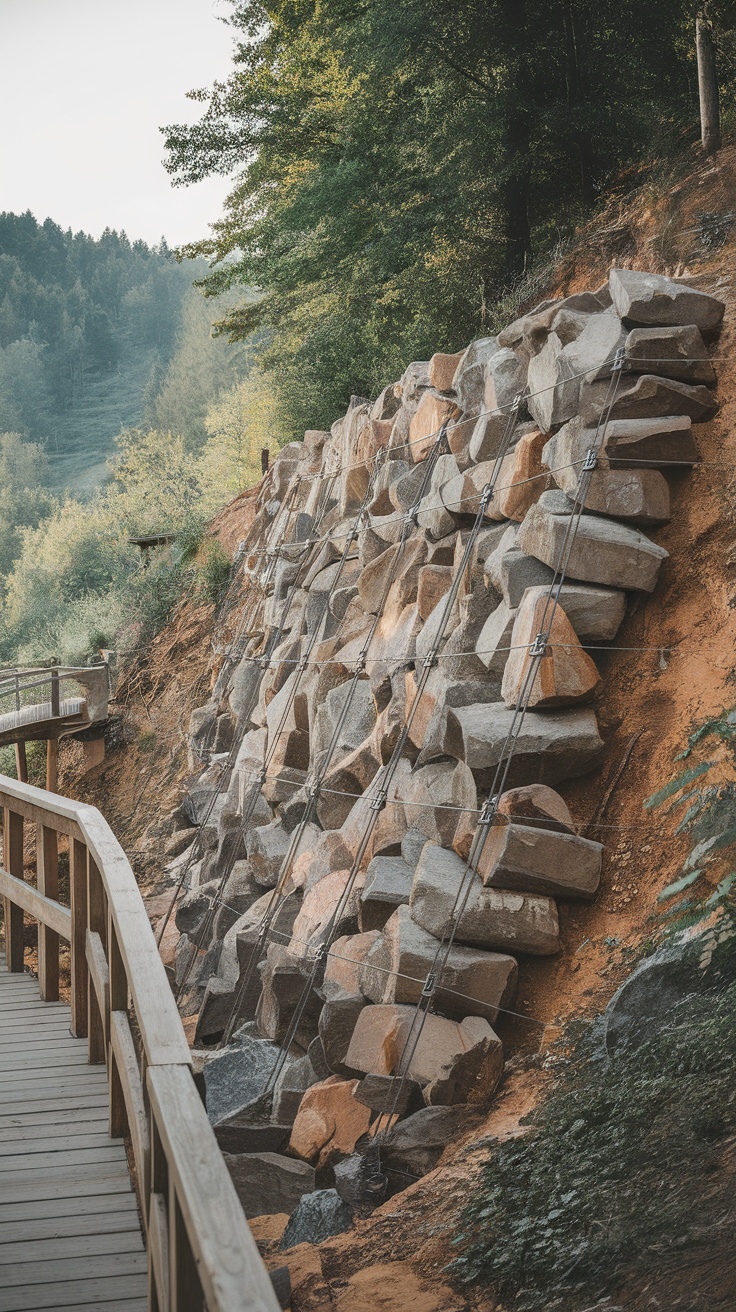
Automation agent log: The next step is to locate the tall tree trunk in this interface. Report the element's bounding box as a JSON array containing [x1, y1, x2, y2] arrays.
[[696, 13, 721, 155]]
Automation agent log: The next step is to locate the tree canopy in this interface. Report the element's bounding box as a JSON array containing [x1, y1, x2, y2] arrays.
[[163, 0, 732, 438]]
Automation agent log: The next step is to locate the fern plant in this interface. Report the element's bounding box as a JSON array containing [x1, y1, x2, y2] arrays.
[[644, 708, 736, 933]]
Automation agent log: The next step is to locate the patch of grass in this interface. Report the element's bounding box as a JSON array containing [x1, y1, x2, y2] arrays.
[[454, 949, 736, 1310]]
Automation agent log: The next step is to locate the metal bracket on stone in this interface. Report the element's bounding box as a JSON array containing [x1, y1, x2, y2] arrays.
[[257, 912, 272, 946], [421, 971, 437, 999], [530, 632, 548, 657], [312, 941, 330, 988], [422, 647, 439, 671], [478, 795, 499, 828], [355, 648, 369, 674], [613, 345, 626, 373], [479, 483, 495, 515], [404, 502, 421, 531], [370, 788, 388, 813], [582, 447, 598, 472], [258, 654, 270, 671]]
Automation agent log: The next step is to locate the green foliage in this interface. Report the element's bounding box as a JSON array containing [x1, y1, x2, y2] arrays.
[[455, 970, 736, 1308], [194, 538, 232, 605], [645, 709, 736, 931], [163, 0, 729, 439], [0, 432, 54, 579]]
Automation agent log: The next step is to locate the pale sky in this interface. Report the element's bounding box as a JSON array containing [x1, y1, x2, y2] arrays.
[[0, 0, 238, 246]]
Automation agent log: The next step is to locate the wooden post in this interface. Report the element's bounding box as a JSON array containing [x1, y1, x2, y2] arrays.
[[3, 808, 25, 972], [87, 853, 106, 1063], [14, 741, 28, 784], [69, 837, 88, 1036], [170, 1185, 203, 1312], [46, 738, 58, 793], [697, 12, 721, 155], [108, 914, 128, 1138], [36, 823, 59, 1001]]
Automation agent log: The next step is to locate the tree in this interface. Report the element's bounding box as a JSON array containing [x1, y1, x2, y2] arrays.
[[163, 0, 704, 440]]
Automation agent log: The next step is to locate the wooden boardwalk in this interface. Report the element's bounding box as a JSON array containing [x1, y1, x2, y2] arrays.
[[0, 958, 147, 1312]]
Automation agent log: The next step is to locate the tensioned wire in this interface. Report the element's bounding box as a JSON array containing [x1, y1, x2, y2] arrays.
[[373, 363, 628, 1135], [156, 466, 341, 953], [218, 423, 458, 1044], [174, 456, 382, 999], [244, 396, 527, 1092]]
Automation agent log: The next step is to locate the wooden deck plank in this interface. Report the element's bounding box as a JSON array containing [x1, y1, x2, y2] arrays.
[[0, 1273, 148, 1311], [0, 961, 145, 1312], [0, 1230, 145, 1265], [1, 1249, 148, 1288], [0, 1130, 119, 1155]]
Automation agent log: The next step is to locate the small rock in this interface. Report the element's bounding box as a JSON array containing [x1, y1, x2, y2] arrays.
[[280, 1189, 353, 1249]]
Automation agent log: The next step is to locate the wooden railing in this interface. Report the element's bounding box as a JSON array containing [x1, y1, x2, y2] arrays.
[[0, 774, 280, 1312]]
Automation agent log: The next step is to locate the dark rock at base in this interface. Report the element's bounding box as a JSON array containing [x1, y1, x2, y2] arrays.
[[280, 1189, 353, 1249], [224, 1151, 315, 1219], [352, 1072, 423, 1116], [204, 1035, 281, 1126], [269, 1266, 292, 1311], [214, 1122, 290, 1155], [378, 1104, 480, 1179]]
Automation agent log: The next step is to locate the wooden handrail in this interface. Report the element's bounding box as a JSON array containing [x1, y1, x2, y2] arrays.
[[0, 774, 280, 1312]]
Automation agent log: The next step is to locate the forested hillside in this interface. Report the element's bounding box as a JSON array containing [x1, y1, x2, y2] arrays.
[[0, 212, 201, 489], [0, 214, 275, 668]]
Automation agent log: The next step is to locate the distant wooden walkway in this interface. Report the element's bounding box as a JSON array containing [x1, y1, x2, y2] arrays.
[[0, 958, 147, 1312]]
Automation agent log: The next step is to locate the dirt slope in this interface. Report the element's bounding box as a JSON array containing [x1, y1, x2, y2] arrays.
[[60, 144, 736, 1311]]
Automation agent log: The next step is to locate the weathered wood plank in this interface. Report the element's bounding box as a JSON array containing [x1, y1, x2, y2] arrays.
[[1, 1249, 148, 1288], [0, 868, 72, 940], [0, 1229, 145, 1264], [0, 1273, 148, 1311], [3, 809, 25, 971], [148, 1064, 282, 1312], [109, 1010, 149, 1211], [2, 1145, 126, 1173], [37, 823, 60, 999], [0, 1196, 140, 1233], [0, 1130, 119, 1156]]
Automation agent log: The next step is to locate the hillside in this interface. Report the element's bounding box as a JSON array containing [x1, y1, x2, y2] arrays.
[[54, 146, 736, 1312], [0, 212, 227, 492]]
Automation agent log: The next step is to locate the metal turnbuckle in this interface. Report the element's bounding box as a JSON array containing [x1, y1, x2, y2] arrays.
[[478, 795, 499, 827], [530, 632, 548, 657]]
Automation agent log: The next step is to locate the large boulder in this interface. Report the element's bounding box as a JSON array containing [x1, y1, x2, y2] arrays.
[[444, 701, 604, 790], [484, 347, 526, 413], [477, 821, 603, 899], [288, 1076, 372, 1169], [345, 1004, 504, 1105], [593, 373, 718, 424], [359, 855, 414, 931], [501, 590, 600, 710], [360, 904, 518, 1024], [484, 524, 556, 608], [497, 783, 575, 833], [542, 428, 670, 524], [549, 412, 698, 471], [203, 1034, 282, 1126], [318, 992, 366, 1076], [624, 325, 716, 385], [428, 349, 464, 392], [378, 1104, 481, 1180], [608, 267, 725, 333], [517, 497, 668, 592], [408, 391, 460, 463], [410, 843, 560, 955], [495, 427, 548, 522], [451, 337, 499, 415], [527, 306, 626, 431]]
